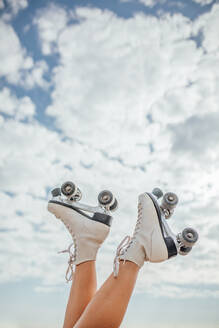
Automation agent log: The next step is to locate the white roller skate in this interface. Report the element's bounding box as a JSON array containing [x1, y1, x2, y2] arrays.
[[47, 181, 118, 282], [113, 188, 198, 277]]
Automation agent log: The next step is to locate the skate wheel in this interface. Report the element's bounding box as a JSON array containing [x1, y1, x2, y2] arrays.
[[109, 198, 118, 212], [179, 245, 192, 256], [163, 192, 178, 206], [98, 190, 114, 207], [162, 192, 178, 212], [61, 181, 76, 196], [152, 187, 163, 199], [181, 228, 199, 247], [51, 187, 61, 197]]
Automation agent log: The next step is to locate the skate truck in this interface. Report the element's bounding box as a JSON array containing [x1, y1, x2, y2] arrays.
[[151, 188, 199, 256]]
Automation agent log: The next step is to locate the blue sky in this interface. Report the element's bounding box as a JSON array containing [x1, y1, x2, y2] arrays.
[[0, 0, 219, 327]]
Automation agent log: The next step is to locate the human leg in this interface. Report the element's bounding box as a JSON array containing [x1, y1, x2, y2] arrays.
[[47, 186, 116, 328], [74, 260, 139, 328], [50, 188, 199, 328], [74, 190, 198, 328], [63, 261, 97, 328], [71, 192, 169, 328]]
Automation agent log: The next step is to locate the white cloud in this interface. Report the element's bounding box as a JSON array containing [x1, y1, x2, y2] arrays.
[[192, 0, 214, 6], [0, 87, 35, 120], [0, 0, 5, 9], [193, 3, 219, 53], [34, 3, 69, 55], [1, 117, 219, 297], [139, 0, 157, 7], [38, 4, 219, 296], [22, 60, 49, 89], [169, 112, 219, 158], [1, 0, 28, 21], [6, 0, 28, 15], [1, 3, 219, 299], [0, 20, 32, 83], [0, 20, 48, 88], [44, 7, 198, 153], [139, 0, 166, 7]]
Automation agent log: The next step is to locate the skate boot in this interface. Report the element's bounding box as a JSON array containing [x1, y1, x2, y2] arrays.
[[47, 181, 118, 282], [113, 188, 198, 277]]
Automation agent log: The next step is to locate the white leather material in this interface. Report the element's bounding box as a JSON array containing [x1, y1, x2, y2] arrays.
[[119, 239, 145, 268], [138, 193, 168, 262], [118, 193, 168, 268], [48, 202, 110, 265]]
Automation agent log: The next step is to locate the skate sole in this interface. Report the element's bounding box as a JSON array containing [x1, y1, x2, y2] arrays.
[[48, 200, 113, 227], [146, 193, 177, 259]]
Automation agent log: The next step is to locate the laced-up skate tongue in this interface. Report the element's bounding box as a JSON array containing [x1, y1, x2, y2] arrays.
[[113, 235, 131, 277], [58, 242, 76, 282]]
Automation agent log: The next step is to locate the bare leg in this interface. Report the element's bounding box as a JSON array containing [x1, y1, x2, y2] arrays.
[[74, 260, 140, 328], [63, 261, 97, 328]]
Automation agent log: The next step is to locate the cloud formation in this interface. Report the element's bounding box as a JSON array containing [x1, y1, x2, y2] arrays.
[[6, 0, 28, 15], [1, 1, 219, 299], [0, 87, 35, 120], [192, 0, 214, 6], [139, 0, 158, 7], [0, 19, 48, 88], [34, 3, 69, 55]]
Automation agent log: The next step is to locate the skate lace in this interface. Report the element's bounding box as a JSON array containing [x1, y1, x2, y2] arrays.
[[113, 235, 131, 277], [58, 219, 77, 283], [58, 240, 77, 282], [113, 203, 143, 277]]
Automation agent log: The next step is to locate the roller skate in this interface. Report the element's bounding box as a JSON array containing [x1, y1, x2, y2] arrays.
[[113, 188, 198, 277], [48, 181, 118, 282]]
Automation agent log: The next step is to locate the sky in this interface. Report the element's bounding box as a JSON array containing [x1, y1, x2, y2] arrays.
[[0, 0, 219, 327]]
